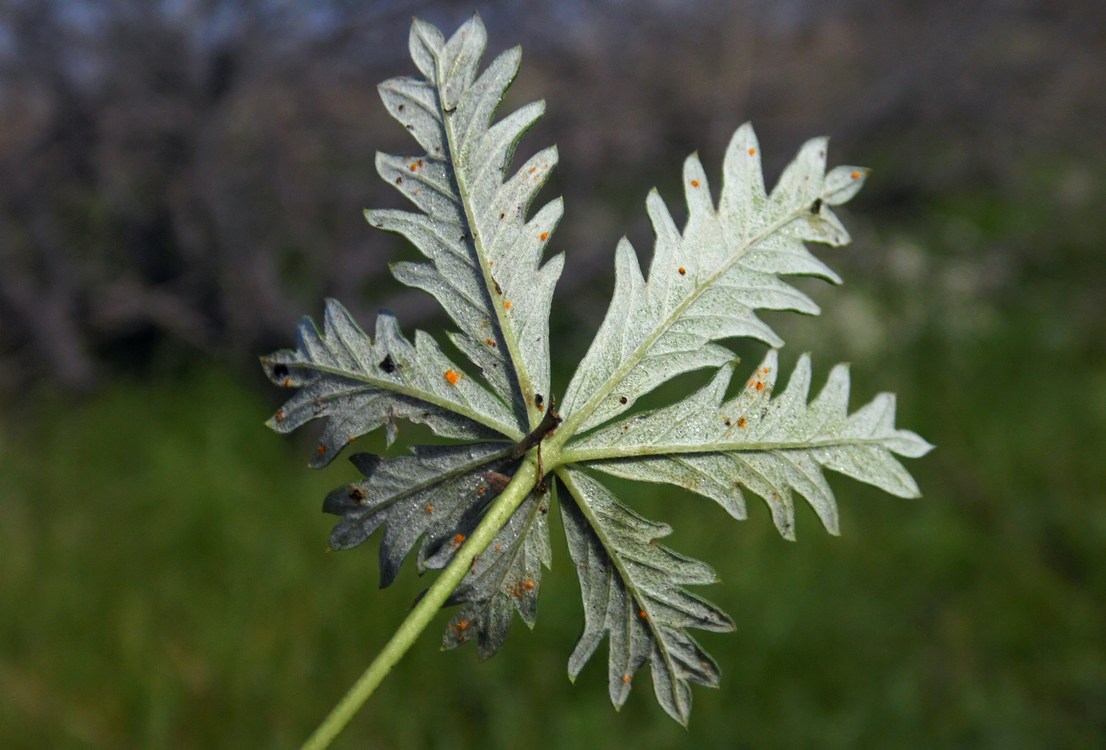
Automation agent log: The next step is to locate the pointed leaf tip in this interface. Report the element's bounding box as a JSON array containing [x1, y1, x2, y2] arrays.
[[371, 11, 564, 428], [560, 469, 734, 724], [572, 351, 929, 540], [563, 124, 868, 434]]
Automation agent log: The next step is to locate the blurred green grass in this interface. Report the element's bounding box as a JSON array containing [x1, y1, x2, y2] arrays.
[[3, 307, 1104, 749], [5, 155, 1106, 746]]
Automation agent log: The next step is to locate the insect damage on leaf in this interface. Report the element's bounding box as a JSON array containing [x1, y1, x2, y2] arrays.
[[263, 12, 931, 732]]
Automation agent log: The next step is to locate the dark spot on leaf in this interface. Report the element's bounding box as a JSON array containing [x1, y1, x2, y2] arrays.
[[493, 279, 503, 295], [397, 103, 405, 112], [535, 393, 544, 408], [395, 176, 403, 184], [349, 486, 367, 504], [619, 396, 628, 405], [272, 363, 289, 379], [484, 471, 511, 493], [379, 354, 397, 373], [810, 198, 823, 215]]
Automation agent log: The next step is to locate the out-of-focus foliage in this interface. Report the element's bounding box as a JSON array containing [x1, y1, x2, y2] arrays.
[[1, 0, 1103, 390]]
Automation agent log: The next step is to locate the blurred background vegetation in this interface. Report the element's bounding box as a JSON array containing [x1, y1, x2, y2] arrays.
[[1, 0, 1104, 747]]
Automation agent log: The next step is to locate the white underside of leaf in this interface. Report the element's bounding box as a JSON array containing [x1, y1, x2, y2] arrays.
[[561, 124, 867, 435], [565, 351, 934, 539], [558, 467, 734, 726], [368, 16, 564, 430], [262, 299, 517, 467]]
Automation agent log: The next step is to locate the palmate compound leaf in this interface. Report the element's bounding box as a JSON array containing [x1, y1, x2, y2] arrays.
[[264, 13, 932, 734], [560, 122, 869, 434], [368, 15, 564, 428], [563, 350, 935, 540], [558, 468, 735, 726]]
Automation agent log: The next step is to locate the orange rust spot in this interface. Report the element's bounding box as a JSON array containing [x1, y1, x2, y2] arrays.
[[346, 436, 356, 445], [449, 618, 470, 639], [529, 166, 537, 174], [316, 443, 326, 456], [282, 378, 292, 388], [850, 170, 861, 179], [638, 609, 648, 621], [488, 260, 494, 267], [408, 159, 424, 171], [690, 179, 700, 187], [424, 504, 434, 513], [539, 232, 549, 240], [622, 674, 632, 684], [274, 409, 285, 422], [477, 485, 486, 495], [453, 533, 466, 545], [495, 545, 503, 553], [678, 266, 687, 275], [444, 369, 461, 385], [503, 300, 512, 310], [755, 381, 765, 391], [737, 416, 747, 428], [523, 578, 535, 591], [761, 367, 771, 375], [485, 338, 496, 347], [748, 147, 757, 156]]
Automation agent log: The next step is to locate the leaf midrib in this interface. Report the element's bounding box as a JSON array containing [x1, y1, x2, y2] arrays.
[[369, 446, 514, 515], [289, 361, 521, 439], [557, 469, 688, 711], [562, 436, 899, 463], [553, 203, 813, 446], [435, 50, 540, 433]]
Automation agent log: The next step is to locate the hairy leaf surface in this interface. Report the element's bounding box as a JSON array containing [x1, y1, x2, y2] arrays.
[[561, 125, 868, 433], [262, 298, 517, 467], [434, 486, 552, 658], [559, 468, 734, 725], [323, 443, 512, 584], [369, 16, 564, 429], [566, 350, 933, 539]]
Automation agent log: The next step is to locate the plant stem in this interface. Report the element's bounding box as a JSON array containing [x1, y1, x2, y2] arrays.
[[300, 457, 540, 750]]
